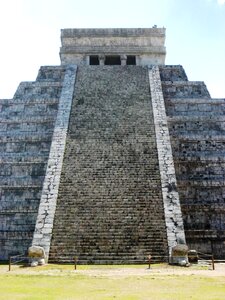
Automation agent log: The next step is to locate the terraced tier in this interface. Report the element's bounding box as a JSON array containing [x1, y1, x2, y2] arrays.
[[0, 66, 65, 260], [160, 65, 225, 258]]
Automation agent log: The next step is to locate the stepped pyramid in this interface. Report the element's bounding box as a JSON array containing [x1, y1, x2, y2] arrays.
[[0, 28, 224, 262]]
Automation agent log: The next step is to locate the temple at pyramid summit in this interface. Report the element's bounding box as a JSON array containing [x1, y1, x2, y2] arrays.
[[0, 28, 225, 263]]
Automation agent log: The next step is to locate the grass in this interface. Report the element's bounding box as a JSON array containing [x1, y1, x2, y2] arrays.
[[0, 264, 224, 300]]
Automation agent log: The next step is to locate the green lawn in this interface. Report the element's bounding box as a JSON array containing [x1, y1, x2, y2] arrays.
[[1, 264, 224, 300]]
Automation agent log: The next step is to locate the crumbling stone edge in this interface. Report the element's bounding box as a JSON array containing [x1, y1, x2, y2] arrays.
[[148, 65, 186, 255], [31, 65, 77, 261]]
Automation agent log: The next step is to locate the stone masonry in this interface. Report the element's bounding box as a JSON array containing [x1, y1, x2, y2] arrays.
[[60, 28, 166, 66], [149, 66, 186, 254], [0, 66, 66, 259], [159, 65, 225, 258], [49, 66, 168, 263], [32, 65, 77, 259], [0, 28, 224, 261]]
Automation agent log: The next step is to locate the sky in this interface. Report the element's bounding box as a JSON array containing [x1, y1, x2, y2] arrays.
[[0, 0, 224, 99]]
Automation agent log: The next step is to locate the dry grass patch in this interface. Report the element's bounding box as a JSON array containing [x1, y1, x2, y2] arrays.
[[0, 264, 224, 300]]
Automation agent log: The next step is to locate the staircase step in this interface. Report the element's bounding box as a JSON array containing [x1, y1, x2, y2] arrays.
[[49, 66, 168, 263]]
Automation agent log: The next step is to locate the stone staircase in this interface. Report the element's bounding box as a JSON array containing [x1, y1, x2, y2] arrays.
[[160, 65, 225, 258], [0, 66, 65, 260], [49, 66, 168, 263]]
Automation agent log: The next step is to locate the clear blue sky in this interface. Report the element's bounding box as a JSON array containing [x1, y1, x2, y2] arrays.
[[0, 0, 224, 98]]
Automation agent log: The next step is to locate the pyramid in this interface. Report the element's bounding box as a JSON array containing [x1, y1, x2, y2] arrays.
[[0, 28, 224, 262]]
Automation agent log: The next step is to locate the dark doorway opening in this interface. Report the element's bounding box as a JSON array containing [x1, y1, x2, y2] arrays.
[[105, 56, 121, 65], [90, 55, 100, 65], [127, 56, 136, 65]]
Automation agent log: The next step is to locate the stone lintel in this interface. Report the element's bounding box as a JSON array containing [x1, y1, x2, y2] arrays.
[[60, 46, 166, 55]]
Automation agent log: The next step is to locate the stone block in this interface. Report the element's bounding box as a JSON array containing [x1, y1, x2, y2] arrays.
[[170, 244, 189, 266]]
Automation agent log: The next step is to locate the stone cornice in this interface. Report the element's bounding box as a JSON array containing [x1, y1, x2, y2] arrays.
[[61, 28, 166, 38]]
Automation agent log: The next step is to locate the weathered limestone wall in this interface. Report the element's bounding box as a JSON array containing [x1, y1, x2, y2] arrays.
[[32, 65, 77, 260], [49, 66, 168, 263], [148, 66, 186, 254], [1, 60, 224, 261], [160, 65, 225, 258], [0, 66, 65, 260], [60, 28, 166, 65]]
